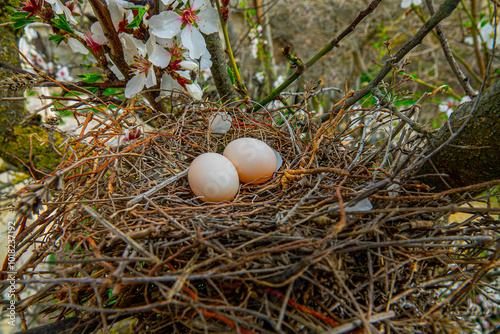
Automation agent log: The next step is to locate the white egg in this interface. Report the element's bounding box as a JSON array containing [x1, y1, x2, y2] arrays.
[[188, 153, 240, 202], [223, 138, 277, 184]]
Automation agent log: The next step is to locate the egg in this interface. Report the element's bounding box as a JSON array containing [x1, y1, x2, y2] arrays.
[[223, 138, 278, 184], [188, 153, 240, 202]]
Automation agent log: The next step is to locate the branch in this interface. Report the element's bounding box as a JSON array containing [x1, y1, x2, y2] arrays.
[[425, 0, 476, 96], [321, 0, 461, 121], [88, 0, 130, 80], [252, 0, 383, 112], [203, 32, 237, 102], [0, 61, 29, 74]]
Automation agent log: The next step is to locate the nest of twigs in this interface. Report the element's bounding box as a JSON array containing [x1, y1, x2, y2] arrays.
[[3, 97, 500, 333]]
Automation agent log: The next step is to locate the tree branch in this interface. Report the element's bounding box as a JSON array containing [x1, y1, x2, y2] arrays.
[[425, 0, 476, 97], [252, 0, 383, 112], [203, 32, 237, 102], [321, 0, 461, 121], [88, 0, 131, 80]]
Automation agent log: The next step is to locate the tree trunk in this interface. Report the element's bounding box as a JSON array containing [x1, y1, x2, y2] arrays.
[[0, 0, 27, 136], [0, 2, 61, 176], [418, 79, 500, 191], [203, 32, 237, 102]]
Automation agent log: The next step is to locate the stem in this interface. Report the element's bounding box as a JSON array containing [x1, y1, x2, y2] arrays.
[[252, 0, 383, 112], [88, 0, 130, 80], [452, 50, 482, 83], [214, 0, 247, 98], [412, 77, 461, 99]]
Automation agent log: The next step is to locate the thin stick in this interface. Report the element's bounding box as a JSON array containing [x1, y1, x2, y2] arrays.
[[127, 168, 189, 206], [321, 0, 461, 121], [83, 206, 161, 264], [425, 0, 476, 96], [325, 311, 395, 334], [253, 0, 383, 112]]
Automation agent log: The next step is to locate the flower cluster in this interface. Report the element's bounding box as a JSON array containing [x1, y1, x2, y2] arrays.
[[248, 25, 264, 59], [18, 0, 220, 100], [19, 26, 74, 82], [464, 22, 500, 50]]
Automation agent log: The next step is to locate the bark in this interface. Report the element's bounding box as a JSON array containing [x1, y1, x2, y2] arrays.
[[418, 80, 500, 191], [0, 0, 28, 137], [0, 0, 61, 176], [203, 32, 237, 102]]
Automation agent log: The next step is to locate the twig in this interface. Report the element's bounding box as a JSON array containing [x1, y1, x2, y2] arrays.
[[425, 0, 476, 96], [253, 0, 383, 112], [82, 206, 161, 264], [335, 235, 494, 253], [278, 174, 324, 224], [325, 311, 395, 334], [127, 168, 189, 206], [0, 61, 30, 74], [321, 0, 462, 121], [371, 88, 424, 133], [280, 86, 342, 97]]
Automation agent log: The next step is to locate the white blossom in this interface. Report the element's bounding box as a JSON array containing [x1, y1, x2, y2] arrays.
[[46, 0, 77, 24], [401, 0, 422, 8], [55, 66, 73, 81], [148, 0, 219, 59]]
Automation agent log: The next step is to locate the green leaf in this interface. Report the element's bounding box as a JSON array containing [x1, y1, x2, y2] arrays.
[[76, 73, 103, 84], [125, 6, 147, 29], [103, 88, 119, 95], [51, 14, 74, 34], [49, 34, 66, 46], [9, 7, 35, 29], [13, 18, 35, 29]]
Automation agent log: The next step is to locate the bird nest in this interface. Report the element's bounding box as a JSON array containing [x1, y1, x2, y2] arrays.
[[3, 96, 500, 333]]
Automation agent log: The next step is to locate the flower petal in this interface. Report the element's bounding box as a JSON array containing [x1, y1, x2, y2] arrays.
[[186, 82, 203, 100], [145, 67, 157, 88], [401, 0, 412, 8], [192, 0, 209, 10], [160, 72, 182, 93], [181, 26, 206, 59], [198, 7, 219, 34], [179, 60, 198, 71], [125, 73, 146, 98], [149, 43, 172, 67], [199, 51, 212, 69], [149, 11, 182, 39], [67, 37, 89, 54], [91, 22, 107, 45]]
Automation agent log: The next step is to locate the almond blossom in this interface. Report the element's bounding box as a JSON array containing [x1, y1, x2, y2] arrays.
[[148, 0, 218, 59], [125, 54, 156, 98], [55, 66, 74, 81], [464, 22, 499, 50], [439, 96, 472, 117], [46, 0, 77, 24], [149, 37, 187, 68], [480, 23, 500, 49], [160, 68, 203, 100]]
